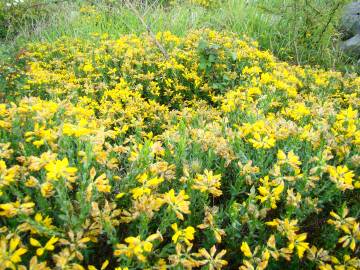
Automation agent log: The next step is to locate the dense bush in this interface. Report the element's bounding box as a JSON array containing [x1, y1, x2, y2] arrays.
[[0, 30, 359, 269]]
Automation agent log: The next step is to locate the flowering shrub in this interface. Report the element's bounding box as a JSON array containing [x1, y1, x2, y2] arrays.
[[0, 29, 360, 269]]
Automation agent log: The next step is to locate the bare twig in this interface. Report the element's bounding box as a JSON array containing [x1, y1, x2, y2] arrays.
[[124, 0, 169, 60], [317, 2, 342, 44]]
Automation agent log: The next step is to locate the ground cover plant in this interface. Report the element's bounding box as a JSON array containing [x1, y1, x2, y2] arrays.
[[0, 28, 360, 269]]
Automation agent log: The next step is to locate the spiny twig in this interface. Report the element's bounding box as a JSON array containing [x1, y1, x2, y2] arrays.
[[124, 0, 169, 60], [317, 2, 342, 44]]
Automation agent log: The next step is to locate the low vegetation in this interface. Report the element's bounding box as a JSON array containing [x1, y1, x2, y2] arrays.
[[0, 28, 359, 269], [1, 0, 360, 269]]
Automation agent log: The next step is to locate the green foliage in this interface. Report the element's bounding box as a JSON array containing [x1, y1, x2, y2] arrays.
[[0, 0, 69, 40], [254, 0, 352, 69]]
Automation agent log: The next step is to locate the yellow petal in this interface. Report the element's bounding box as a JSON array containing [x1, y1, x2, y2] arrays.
[[240, 242, 252, 258], [9, 237, 20, 252], [36, 247, 44, 256], [101, 260, 109, 270], [350, 239, 356, 251], [30, 238, 42, 247]]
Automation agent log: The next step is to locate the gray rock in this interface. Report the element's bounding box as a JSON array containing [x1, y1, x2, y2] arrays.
[[340, 33, 360, 56], [340, 2, 360, 57], [341, 1, 360, 38]]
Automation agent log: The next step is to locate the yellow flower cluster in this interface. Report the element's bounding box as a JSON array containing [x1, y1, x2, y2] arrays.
[[0, 29, 359, 269], [190, 0, 220, 8]]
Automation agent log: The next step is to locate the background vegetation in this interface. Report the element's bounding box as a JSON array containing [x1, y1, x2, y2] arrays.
[[0, 0, 358, 73]]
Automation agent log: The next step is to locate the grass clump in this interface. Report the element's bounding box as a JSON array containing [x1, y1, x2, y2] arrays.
[[0, 29, 359, 269]]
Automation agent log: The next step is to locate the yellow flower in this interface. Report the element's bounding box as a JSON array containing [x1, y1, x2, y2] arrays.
[[281, 102, 310, 121], [287, 233, 309, 259], [25, 176, 39, 188], [24, 123, 58, 148], [171, 223, 195, 246], [130, 173, 164, 199], [94, 173, 111, 193], [286, 188, 301, 207], [327, 207, 356, 234], [197, 206, 225, 243], [256, 176, 284, 209], [0, 202, 18, 218], [266, 235, 279, 260], [41, 182, 55, 198], [162, 189, 191, 220], [21, 256, 51, 270], [83, 62, 94, 73], [63, 119, 93, 137], [193, 245, 228, 269], [114, 233, 161, 262], [336, 106, 358, 122], [45, 158, 78, 182], [277, 150, 301, 173], [130, 186, 151, 199], [323, 254, 360, 270], [88, 260, 109, 270], [0, 201, 35, 218], [327, 165, 355, 191], [0, 160, 19, 188], [18, 212, 55, 234], [28, 151, 58, 172], [338, 222, 360, 251], [30, 236, 59, 256], [248, 133, 276, 149], [0, 235, 27, 269], [266, 218, 299, 240], [193, 169, 222, 197]]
